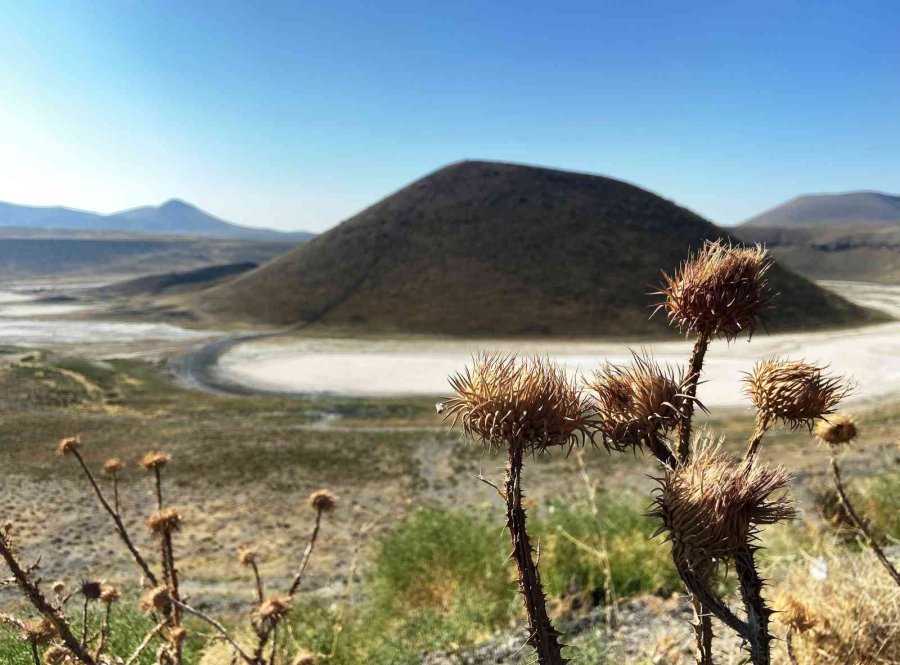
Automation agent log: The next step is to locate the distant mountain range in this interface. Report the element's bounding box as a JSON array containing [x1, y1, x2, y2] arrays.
[[741, 191, 900, 228], [0, 198, 313, 241], [192, 160, 877, 336]]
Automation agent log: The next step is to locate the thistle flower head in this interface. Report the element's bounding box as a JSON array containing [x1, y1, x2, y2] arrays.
[[588, 351, 692, 451], [656, 239, 772, 341], [147, 508, 183, 536], [254, 596, 292, 628], [141, 450, 170, 471], [814, 413, 858, 446], [51, 581, 65, 595], [43, 645, 74, 664], [140, 586, 171, 612], [79, 579, 103, 601], [776, 594, 817, 633], [443, 353, 592, 452], [308, 489, 337, 513], [21, 618, 57, 645], [238, 546, 258, 567], [746, 358, 850, 430], [56, 435, 81, 456], [651, 434, 796, 573], [102, 458, 125, 475], [99, 584, 121, 604]]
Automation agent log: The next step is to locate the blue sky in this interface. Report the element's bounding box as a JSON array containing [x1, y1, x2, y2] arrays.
[[0, 1, 896, 232]]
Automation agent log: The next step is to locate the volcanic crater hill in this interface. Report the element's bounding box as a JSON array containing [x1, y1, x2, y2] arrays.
[[741, 191, 900, 228], [194, 161, 881, 337]]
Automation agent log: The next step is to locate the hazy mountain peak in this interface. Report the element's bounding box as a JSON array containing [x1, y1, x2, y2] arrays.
[[742, 191, 900, 228]]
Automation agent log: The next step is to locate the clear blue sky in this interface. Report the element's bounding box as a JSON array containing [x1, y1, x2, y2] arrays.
[[0, 1, 896, 232]]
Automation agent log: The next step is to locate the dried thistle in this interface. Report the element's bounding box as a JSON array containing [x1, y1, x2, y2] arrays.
[[79, 579, 103, 601], [254, 596, 292, 628], [43, 645, 74, 664], [238, 546, 258, 567], [651, 434, 797, 574], [99, 584, 120, 604], [814, 414, 858, 446], [588, 351, 692, 454], [102, 458, 125, 474], [141, 451, 170, 471], [308, 490, 337, 513], [746, 358, 850, 430], [656, 239, 772, 341], [51, 581, 65, 595], [169, 626, 187, 646], [776, 594, 817, 633], [147, 508, 183, 536], [443, 352, 591, 452], [140, 586, 171, 612], [56, 435, 81, 456], [21, 618, 57, 645]]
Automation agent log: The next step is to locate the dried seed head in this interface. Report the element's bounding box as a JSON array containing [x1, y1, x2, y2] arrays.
[[102, 458, 125, 475], [237, 546, 258, 567], [168, 626, 187, 646], [308, 490, 337, 513], [140, 586, 171, 612], [656, 239, 772, 341], [80, 579, 103, 601], [254, 595, 292, 628], [747, 358, 850, 430], [99, 584, 121, 604], [52, 581, 66, 595], [141, 450, 170, 471], [43, 645, 74, 665], [588, 351, 693, 451], [21, 618, 57, 645], [651, 434, 797, 574], [443, 353, 592, 452], [776, 594, 817, 633], [56, 435, 81, 456], [814, 414, 858, 446], [292, 651, 316, 665], [147, 508, 183, 536]]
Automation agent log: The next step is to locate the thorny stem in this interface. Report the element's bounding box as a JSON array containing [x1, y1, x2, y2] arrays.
[[30, 641, 40, 665], [124, 620, 167, 665], [829, 455, 900, 586], [169, 598, 254, 664], [249, 560, 265, 604], [745, 416, 771, 462], [647, 432, 678, 470], [676, 560, 750, 642], [691, 596, 714, 665], [111, 472, 120, 516], [69, 449, 159, 587], [506, 443, 567, 665], [153, 467, 164, 510], [678, 331, 711, 461], [81, 596, 89, 647], [0, 532, 97, 664], [734, 545, 772, 665]]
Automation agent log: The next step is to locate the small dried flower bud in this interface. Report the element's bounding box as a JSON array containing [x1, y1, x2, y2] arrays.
[[100, 584, 121, 604], [147, 508, 183, 536], [169, 626, 187, 645], [21, 618, 57, 645], [254, 596, 292, 627], [292, 651, 316, 665], [102, 458, 125, 474], [308, 490, 337, 513], [141, 450, 170, 471], [747, 358, 850, 430], [238, 546, 258, 567], [776, 594, 817, 633], [52, 581, 66, 594], [444, 353, 591, 452], [814, 414, 858, 446], [43, 645, 73, 665], [656, 239, 772, 341], [80, 579, 103, 601], [140, 586, 171, 612], [56, 435, 81, 456]]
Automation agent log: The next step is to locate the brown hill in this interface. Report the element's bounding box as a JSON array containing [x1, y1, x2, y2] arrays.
[[194, 161, 881, 337], [741, 192, 900, 228]]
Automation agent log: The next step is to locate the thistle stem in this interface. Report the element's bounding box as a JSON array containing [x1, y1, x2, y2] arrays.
[[691, 596, 714, 665], [745, 416, 770, 461], [678, 331, 710, 460], [829, 455, 900, 586], [506, 443, 566, 665], [734, 545, 771, 665]]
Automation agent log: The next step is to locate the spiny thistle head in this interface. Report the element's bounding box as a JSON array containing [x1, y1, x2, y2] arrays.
[[21, 618, 57, 645], [238, 546, 258, 567], [814, 413, 858, 446], [43, 645, 74, 664], [775, 594, 817, 633], [588, 351, 692, 451], [656, 239, 772, 341], [140, 586, 171, 612], [308, 489, 337, 513], [79, 579, 103, 601], [147, 508, 183, 536], [102, 458, 125, 475], [56, 435, 81, 456], [99, 584, 121, 604], [443, 353, 592, 452], [650, 434, 796, 573], [746, 358, 850, 430], [254, 596, 292, 628], [141, 450, 170, 471]]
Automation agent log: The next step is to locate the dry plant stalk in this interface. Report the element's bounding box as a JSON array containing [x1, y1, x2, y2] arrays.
[[0, 436, 336, 665], [443, 353, 592, 665]]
